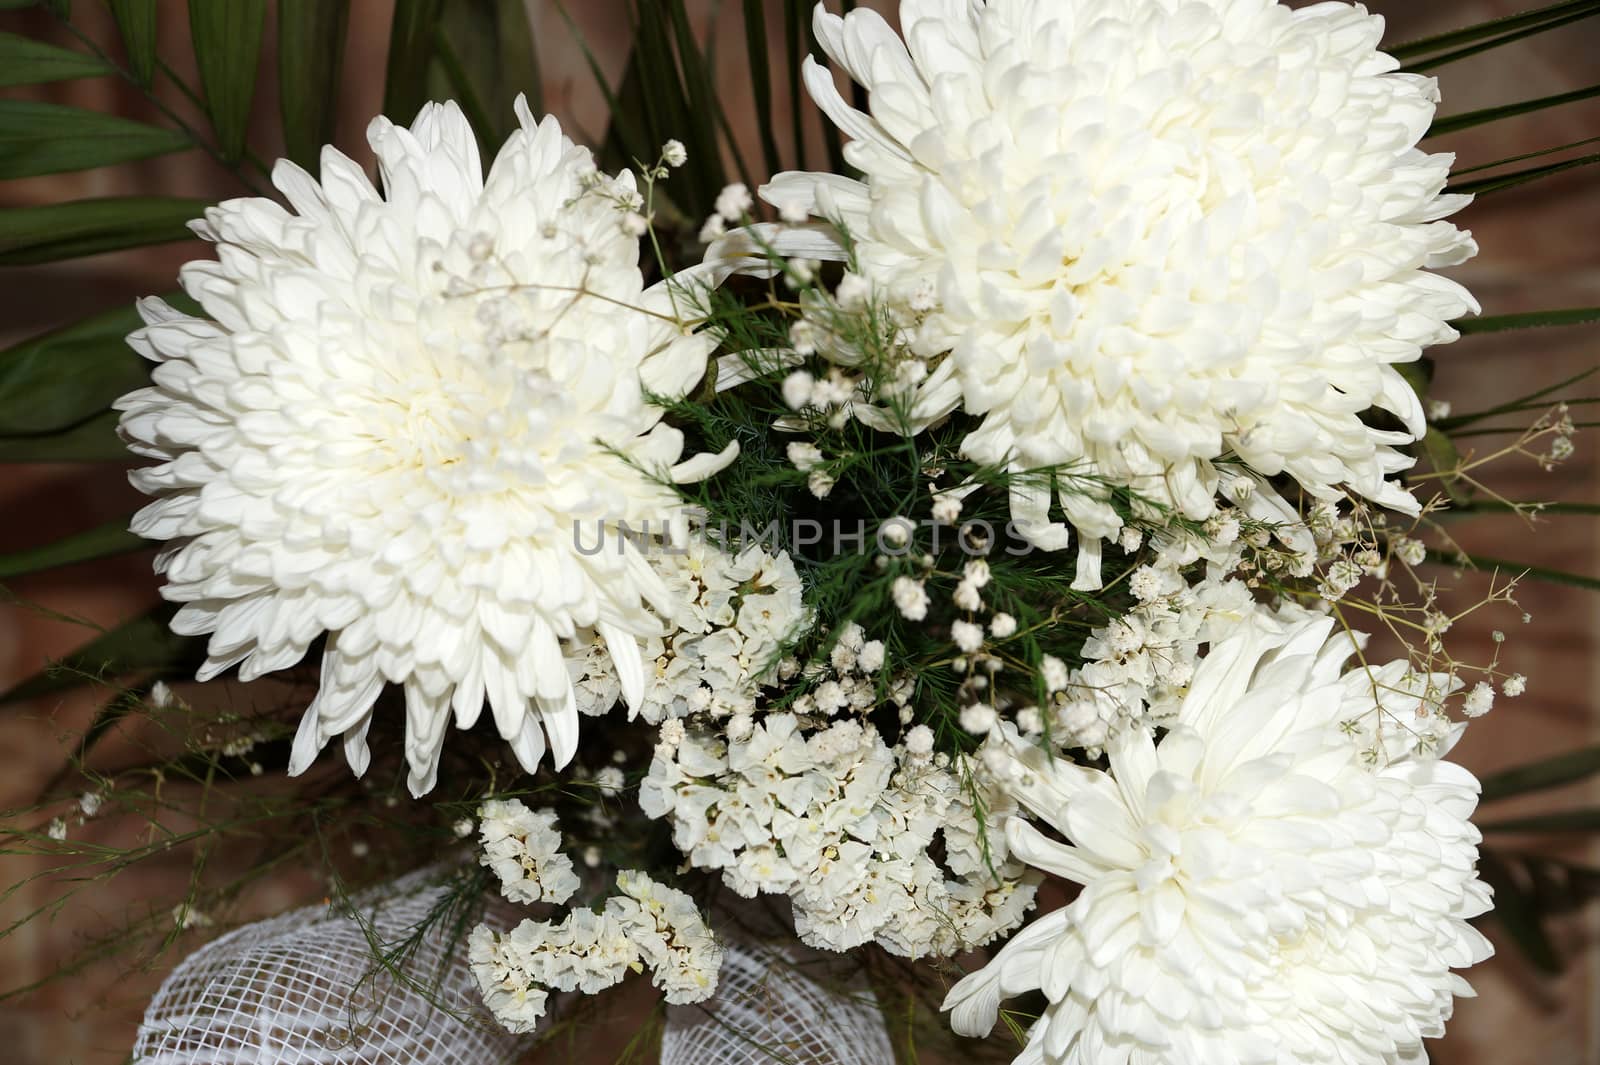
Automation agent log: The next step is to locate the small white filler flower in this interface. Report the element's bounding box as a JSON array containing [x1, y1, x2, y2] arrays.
[[117, 98, 736, 794]]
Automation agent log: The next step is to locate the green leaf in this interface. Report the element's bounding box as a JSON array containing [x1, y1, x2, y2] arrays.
[[743, 0, 782, 178], [629, 0, 720, 219], [0, 306, 147, 435], [1482, 809, 1600, 833], [0, 410, 125, 463], [804, 5, 845, 175], [1448, 151, 1600, 196], [0, 31, 109, 87], [1482, 747, 1600, 803], [664, 0, 751, 193], [1495, 853, 1600, 916], [277, 0, 350, 171], [1407, 9, 1600, 73], [189, 0, 266, 164], [582, 0, 727, 221], [1393, 0, 1600, 63], [433, 0, 543, 152], [0, 197, 205, 266], [1424, 548, 1600, 592], [1430, 82, 1600, 138], [554, 1, 646, 176], [0, 294, 196, 436], [1454, 135, 1600, 177], [1418, 428, 1470, 505], [784, 0, 808, 170], [382, 0, 445, 123], [0, 517, 146, 581], [0, 101, 190, 179], [1450, 500, 1600, 515], [430, 28, 497, 162], [1438, 366, 1597, 430], [0, 607, 194, 706], [108, 0, 158, 88], [1477, 851, 1562, 973], [1454, 307, 1600, 335]]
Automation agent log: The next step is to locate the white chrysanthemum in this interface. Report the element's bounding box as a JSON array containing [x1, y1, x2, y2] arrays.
[[116, 98, 735, 795], [943, 617, 1492, 1064], [724, 0, 1477, 588]]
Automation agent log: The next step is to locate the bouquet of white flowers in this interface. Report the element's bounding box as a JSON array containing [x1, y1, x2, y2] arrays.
[[3, 2, 1597, 1063]]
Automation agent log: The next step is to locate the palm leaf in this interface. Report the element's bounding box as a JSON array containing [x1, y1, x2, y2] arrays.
[[0, 607, 193, 706], [1477, 851, 1562, 973], [1481, 747, 1600, 803], [0, 29, 108, 86], [1482, 809, 1600, 833], [382, 0, 445, 123], [1393, 0, 1600, 64], [189, 0, 267, 165], [1437, 367, 1597, 431], [1424, 548, 1600, 592], [0, 410, 124, 463], [1430, 83, 1600, 137], [663, 0, 752, 193], [1454, 135, 1600, 177], [0, 517, 146, 581], [107, 0, 156, 87], [1454, 307, 1600, 335], [277, 0, 350, 172], [0, 101, 190, 179], [0, 304, 153, 435], [1449, 152, 1600, 196], [742, 0, 782, 177], [432, 0, 543, 152], [0, 197, 205, 266], [784, 0, 809, 170]]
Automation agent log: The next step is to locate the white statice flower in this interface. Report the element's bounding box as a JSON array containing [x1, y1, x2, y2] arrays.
[[945, 616, 1492, 1064], [640, 713, 1038, 959], [468, 927, 551, 1034], [721, 0, 1477, 590], [470, 906, 640, 1032], [573, 540, 808, 724], [477, 798, 580, 906], [606, 869, 724, 1004], [117, 98, 737, 795]]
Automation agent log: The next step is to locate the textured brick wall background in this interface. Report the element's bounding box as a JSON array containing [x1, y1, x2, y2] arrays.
[[0, 2, 1595, 1062]]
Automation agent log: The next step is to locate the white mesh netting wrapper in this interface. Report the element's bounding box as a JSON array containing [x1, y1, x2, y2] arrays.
[[659, 936, 896, 1065], [133, 867, 528, 1065]]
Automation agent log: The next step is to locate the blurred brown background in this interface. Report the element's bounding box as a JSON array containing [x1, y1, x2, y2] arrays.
[[0, 1, 1596, 1062]]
